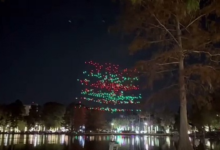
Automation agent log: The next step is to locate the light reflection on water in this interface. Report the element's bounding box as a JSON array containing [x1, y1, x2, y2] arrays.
[[0, 134, 219, 150]]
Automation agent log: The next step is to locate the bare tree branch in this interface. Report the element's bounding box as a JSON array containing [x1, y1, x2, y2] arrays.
[[148, 39, 172, 43], [185, 50, 220, 57], [185, 50, 220, 63], [156, 69, 178, 73], [152, 14, 180, 46], [144, 84, 178, 105], [157, 62, 179, 66], [184, 14, 206, 29], [149, 23, 164, 30], [191, 64, 217, 71], [140, 69, 177, 75], [148, 23, 176, 31]]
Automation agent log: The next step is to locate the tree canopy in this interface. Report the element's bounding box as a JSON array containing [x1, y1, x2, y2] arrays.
[[112, 0, 220, 99], [41, 102, 65, 129], [8, 100, 25, 129], [111, 0, 220, 149], [0, 100, 108, 132], [86, 110, 106, 131], [190, 86, 220, 131]]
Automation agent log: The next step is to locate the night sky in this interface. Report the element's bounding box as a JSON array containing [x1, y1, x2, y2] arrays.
[[0, 0, 132, 105]]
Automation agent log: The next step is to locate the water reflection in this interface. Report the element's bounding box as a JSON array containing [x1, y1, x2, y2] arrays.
[[0, 134, 219, 150]]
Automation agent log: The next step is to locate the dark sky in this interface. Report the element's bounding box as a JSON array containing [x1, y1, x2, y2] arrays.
[[0, 0, 132, 104]]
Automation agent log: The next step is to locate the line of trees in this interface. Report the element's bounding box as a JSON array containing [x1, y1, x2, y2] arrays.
[[112, 101, 220, 134], [189, 88, 220, 132], [0, 100, 107, 132]]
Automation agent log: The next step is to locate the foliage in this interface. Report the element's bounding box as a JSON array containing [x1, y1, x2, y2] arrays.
[[63, 103, 87, 131], [111, 0, 220, 149], [111, 0, 220, 100], [0, 100, 108, 132], [86, 110, 106, 131], [190, 87, 220, 131], [0, 100, 25, 131], [8, 100, 25, 129], [73, 105, 87, 131], [41, 102, 65, 129], [190, 105, 210, 131], [111, 0, 220, 103], [112, 118, 129, 129], [17, 120, 27, 132], [156, 107, 174, 131], [0, 100, 109, 132], [0, 104, 10, 129], [63, 102, 76, 131], [25, 104, 41, 129]]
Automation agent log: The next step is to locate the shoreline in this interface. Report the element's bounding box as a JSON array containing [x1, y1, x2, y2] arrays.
[[0, 132, 219, 139], [0, 132, 172, 136]]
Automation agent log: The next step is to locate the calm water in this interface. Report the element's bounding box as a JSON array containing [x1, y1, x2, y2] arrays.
[[0, 134, 219, 150]]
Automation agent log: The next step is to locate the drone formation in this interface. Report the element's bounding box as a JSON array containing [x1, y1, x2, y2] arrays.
[[76, 61, 142, 112]]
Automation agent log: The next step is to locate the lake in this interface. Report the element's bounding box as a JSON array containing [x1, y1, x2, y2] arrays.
[[0, 134, 219, 150]]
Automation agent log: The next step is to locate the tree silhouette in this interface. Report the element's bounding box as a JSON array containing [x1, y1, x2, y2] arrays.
[[41, 102, 65, 130], [64, 103, 87, 132], [111, 0, 220, 149], [0, 104, 10, 132], [25, 103, 41, 130], [86, 110, 106, 131], [73, 104, 87, 131], [63, 102, 76, 132], [8, 99, 25, 131], [189, 85, 220, 131]]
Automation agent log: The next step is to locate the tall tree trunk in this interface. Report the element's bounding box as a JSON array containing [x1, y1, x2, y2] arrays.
[[176, 18, 193, 150]]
